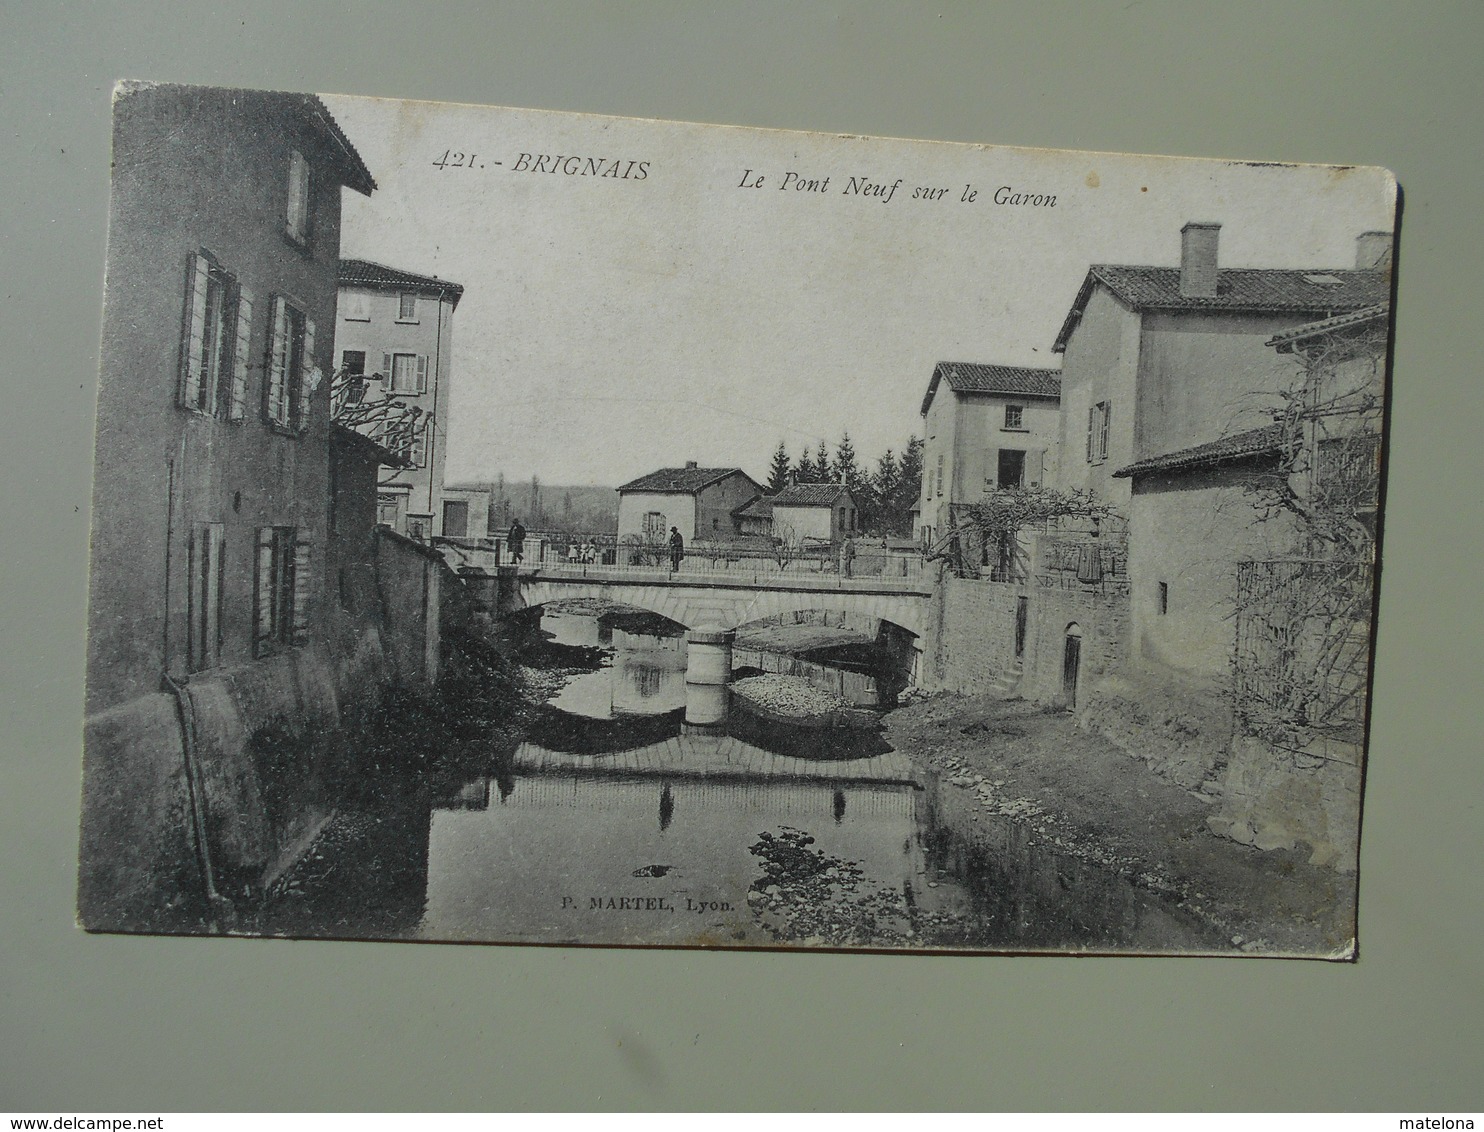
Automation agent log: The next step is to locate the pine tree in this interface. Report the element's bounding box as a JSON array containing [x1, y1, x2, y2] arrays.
[[834, 432, 862, 491], [795, 447, 816, 485], [768, 440, 792, 492], [894, 436, 925, 536], [868, 448, 900, 534], [815, 438, 832, 483]]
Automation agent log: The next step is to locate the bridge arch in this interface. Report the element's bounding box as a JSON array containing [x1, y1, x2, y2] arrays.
[[510, 576, 926, 640]]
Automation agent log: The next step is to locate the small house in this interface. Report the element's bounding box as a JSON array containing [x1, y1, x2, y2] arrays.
[[616, 462, 764, 545], [768, 482, 861, 546]]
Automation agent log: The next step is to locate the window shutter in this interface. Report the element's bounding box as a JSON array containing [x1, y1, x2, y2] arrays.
[[382, 353, 392, 381], [286, 149, 308, 238], [1100, 403, 1111, 461], [228, 286, 253, 421], [212, 526, 226, 656], [416, 355, 429, 393], [1086, 405, 1096, 461], [179, 253, 210, 409], [254, 527, 274, 650], [291, 536, 312, 643], [265, 296, 289, 425], [295, 318, 317, 432]]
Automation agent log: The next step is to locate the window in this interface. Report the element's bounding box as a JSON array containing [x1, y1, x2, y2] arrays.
[[254, 526, 308, 654], [188, 523, 225, 672], [407, 431, 427, 468], [998, 449, 1026, 488], [397, 293, 418, 320], [265, 296, 316, 431], [377, 495, 401, 527], [1004, 404, 1024, 430], [1087, 401, 1111, 463], [1157, 581, 1169, 615], [443, 500, 469, 538], [341, 350, 365, 376], [341, 291, 371, 321], [643, 511, 666, 539], [178, 253, 253, 420], [285, 148, 310, 242], [384, 352, 427, 395]]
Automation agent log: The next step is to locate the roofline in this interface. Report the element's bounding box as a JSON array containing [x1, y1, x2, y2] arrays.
[[616, 469, 764, 495], [921, 361, 1064, 416], [339, 258, 466, 308], [301, 94, 376, 197], [1266, 303, 1390, 350], [1112, 426, 1283, 478], [331, 422, 411, 468], [1053, 266, 1386, 353]]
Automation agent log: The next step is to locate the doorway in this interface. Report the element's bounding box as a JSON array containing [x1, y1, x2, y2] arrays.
[[1015, 595, 1028, 658], [1062, 623, 1083, 708]]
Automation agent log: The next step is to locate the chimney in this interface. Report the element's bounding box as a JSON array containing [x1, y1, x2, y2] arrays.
[[1179, 222, 1221, 298], [685, 460, 698, 469], [1355, 230, 1393, 271]]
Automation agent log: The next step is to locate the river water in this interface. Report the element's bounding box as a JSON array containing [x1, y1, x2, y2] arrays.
[[259, 608, 1220, 953]]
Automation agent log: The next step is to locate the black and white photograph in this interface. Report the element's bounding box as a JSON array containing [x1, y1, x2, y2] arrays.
[[78, 82, 1396, 957]]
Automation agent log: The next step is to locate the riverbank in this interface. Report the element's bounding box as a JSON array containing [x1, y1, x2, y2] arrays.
[[884, 693, 1357, 958]]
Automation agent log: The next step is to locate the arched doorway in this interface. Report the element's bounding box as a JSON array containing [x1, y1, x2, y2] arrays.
[[1062, 623, 1083, 708]]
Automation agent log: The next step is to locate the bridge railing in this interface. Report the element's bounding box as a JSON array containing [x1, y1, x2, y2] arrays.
[[517, 553, 928, 588]]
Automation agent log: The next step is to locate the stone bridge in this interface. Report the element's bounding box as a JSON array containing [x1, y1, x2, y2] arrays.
[[503, 564, 933, 641]]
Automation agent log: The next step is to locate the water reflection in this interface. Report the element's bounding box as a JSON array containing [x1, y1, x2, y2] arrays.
[[258, 608, 1221, 953]]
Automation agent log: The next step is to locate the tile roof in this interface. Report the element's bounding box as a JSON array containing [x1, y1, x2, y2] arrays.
[[339, 259, 466, 306], [771, 483, 854, 507], [330, 422, 411, 468], [921, 361, 1062, 415], [733, 495, 774, 519], [1266, 303, 1390, 350], [1112, 424, 1284, 478], [1054, 265, 1391, 351], [297, 94, 377, 197], [617, 467, 758, 494]]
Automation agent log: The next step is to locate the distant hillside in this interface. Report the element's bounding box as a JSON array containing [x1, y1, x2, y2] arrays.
[[446, 478, 618, 533]]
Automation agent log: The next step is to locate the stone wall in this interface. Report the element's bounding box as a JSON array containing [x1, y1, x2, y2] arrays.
[[79, 532, 468, 931], [925, 575, 1026, 693], [1019, 583, 1132, 709]]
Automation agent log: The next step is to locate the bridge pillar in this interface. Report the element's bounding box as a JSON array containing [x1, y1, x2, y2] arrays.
[[685, 625, 735, 685], [685, 625, 735, 727]]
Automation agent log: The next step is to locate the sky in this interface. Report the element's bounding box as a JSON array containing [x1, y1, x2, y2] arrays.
[[322, 93, 1394, 488]]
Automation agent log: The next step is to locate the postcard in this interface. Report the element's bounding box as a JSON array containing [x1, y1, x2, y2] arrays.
[[78, 82, 1395, 956]]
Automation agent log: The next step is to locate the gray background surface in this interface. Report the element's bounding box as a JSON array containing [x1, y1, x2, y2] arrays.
[[2, 1, 1479, 1112]]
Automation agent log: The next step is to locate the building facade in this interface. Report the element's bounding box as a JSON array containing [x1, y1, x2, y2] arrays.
[[1050, 223, 1392, 680], [1051, 223, 1392, 515], [616, 464, 765, 547], [768, 482, 861, 545], [917, 362, 1062, 545], [334, 259, 463, 540], [87, 84, 376, 716], [81, 84, 380, 927]]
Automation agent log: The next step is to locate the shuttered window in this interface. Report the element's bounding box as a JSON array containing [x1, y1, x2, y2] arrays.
[[265, 297, 313, 431], [386, 352, 427, 395], [285, 148, 310, 242], [1087, 401, 1111, 463], [253, 526, 298, 654], [178, 253, 247, 418]]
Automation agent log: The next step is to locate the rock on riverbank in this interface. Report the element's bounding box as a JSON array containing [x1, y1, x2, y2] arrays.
[[884, 693, 1356, 957]]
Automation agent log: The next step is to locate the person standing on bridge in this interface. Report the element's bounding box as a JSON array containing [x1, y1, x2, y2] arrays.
[[668, 526, 684, 572], [508, 518, 526, 564]]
